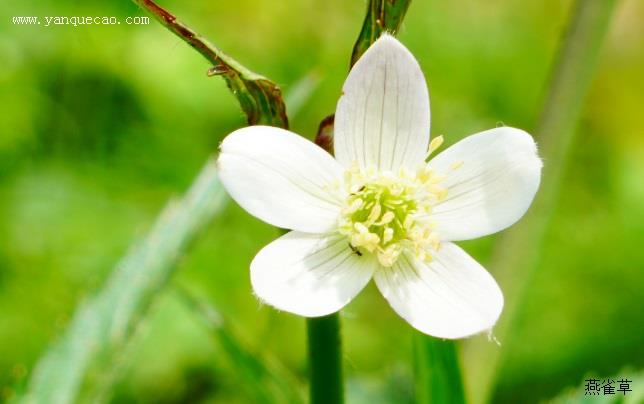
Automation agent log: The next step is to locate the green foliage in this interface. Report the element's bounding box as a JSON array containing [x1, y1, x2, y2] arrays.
[[413, 335, 465, 404], [466, 1, 619, 402], [177, 288, 304, 404], [15, 0, 291, 401], [21, 161, 226, 403]]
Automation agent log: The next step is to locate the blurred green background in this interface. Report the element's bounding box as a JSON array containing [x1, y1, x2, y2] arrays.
[[1, 0, 643, 403]]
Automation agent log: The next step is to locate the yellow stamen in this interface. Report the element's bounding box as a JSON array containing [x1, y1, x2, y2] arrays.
[[426, 135, 444, 159], [450, 160, 464, 170]]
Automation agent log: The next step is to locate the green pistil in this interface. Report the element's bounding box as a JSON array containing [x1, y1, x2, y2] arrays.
[[345, 182, 417, 250]]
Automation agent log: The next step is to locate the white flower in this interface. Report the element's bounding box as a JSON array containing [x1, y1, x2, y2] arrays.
[[217, 35, 542, 339]]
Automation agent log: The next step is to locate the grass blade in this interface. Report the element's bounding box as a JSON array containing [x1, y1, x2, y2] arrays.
[[464, 1, 619, 402], [175, 287, 305, 404], [22, 159, 226, 403], [22, 1, 291, 402]]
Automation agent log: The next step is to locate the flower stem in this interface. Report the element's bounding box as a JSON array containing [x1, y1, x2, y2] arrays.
[[351, 0, 413, 67], [414, 334, 466, 404], [306, 313, 344, 404], [316, 0, 412, 150]]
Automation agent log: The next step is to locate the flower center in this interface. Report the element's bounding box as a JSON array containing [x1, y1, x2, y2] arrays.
[[338, 164, 448, 267]]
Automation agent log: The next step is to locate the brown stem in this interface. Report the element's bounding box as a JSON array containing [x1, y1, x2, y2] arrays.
[[132, 0, 288, 127]]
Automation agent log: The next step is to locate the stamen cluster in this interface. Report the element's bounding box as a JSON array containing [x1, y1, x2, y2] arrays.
[[338, 164, 447, 267]]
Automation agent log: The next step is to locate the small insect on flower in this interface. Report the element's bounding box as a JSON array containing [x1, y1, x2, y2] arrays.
[[348, 243, 363, 256], [217, 35, 542, 339]]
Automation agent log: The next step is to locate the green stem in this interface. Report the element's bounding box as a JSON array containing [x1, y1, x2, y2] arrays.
[[464, 1, 618, 402], [316, 0, 412, 150], [307, 3, 412, 401], [351, 0, 413, 67], [306, 314, 344, 404], [414, 334, 466, 404]]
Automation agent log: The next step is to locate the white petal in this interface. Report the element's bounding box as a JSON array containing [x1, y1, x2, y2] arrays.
[[251, 231, 376, 317], [374, 243, 503, 339], [334, 34, 430, 172], [428, 127, 542, 241], [218, 126, 345, 233]]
